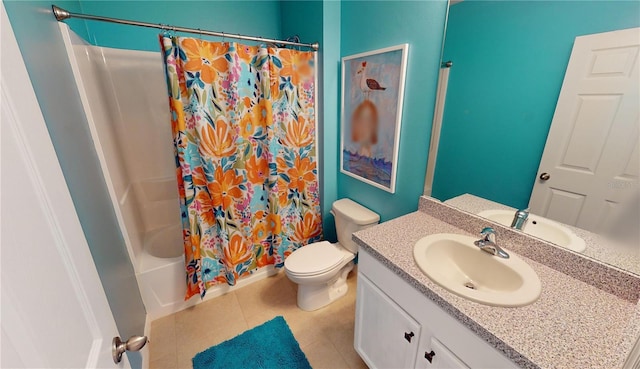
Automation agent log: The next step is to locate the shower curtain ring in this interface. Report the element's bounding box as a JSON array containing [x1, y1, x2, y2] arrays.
[[221, 32, 225, 43]]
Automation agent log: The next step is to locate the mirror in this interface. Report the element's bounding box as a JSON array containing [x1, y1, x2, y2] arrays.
[[427, 0, 639, 275]]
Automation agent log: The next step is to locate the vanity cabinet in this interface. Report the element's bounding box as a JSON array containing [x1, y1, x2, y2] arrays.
[[354, 249, 517, 369], [355, 276, 422, 368]]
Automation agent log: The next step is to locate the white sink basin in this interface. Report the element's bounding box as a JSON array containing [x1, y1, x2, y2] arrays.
[[477, 209, 586, 253], [413, 233, 541, 307]]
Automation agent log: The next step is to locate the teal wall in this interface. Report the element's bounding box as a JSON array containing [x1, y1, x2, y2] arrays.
[[432, 0, 640, 209], [339, 0, 448, 222], [3, 1, 146, 367], [280, 0, 322, 43], [320, 0, 341, 241], [78, 0, 282, 51]]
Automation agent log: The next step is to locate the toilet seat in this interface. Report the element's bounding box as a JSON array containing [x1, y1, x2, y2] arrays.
[[284, 241, 351, 277]]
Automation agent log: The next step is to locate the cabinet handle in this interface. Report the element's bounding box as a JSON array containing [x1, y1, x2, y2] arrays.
[[404, 332, 415, 342], [424, 350, 436, 363]]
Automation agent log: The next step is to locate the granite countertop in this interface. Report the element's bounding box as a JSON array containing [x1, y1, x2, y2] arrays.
[[445, 194, 640, 275], [353, 208, 640, 369]]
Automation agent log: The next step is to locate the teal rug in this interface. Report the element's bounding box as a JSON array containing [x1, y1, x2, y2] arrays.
[[192, 316, 312, 369]]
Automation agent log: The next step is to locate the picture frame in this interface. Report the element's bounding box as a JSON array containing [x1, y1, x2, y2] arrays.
[[340, 44, 409, 193]]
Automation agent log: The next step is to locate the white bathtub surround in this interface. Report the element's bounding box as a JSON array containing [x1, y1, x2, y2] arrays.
[[59, 24, 275, 319]]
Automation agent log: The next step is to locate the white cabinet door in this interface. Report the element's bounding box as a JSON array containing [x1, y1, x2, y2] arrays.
[[530, 27, 639, 232], [355, 274, 421, 369]]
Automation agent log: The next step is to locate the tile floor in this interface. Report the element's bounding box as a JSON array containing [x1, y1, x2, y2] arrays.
[[148, 269, 367, 369]]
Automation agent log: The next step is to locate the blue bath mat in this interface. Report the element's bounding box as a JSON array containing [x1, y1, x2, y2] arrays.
[[192, 316, 312, 369]]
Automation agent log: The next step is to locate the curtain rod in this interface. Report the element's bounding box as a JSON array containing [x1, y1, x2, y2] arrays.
[[51, 5, 319, 51]]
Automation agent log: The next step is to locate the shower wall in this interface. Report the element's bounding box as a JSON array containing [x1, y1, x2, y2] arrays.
[[64, 26, 180, 264], [94, 45, 181, 246]]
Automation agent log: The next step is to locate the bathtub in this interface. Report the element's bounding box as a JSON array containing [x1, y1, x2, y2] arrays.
[[137, 222, 277, 319], [145, 224, 183, 259], [137, 224, 189, 319]]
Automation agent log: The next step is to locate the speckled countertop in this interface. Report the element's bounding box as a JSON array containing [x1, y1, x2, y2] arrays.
[[353, 198, 640, 369], [445, 194, 640, 275]]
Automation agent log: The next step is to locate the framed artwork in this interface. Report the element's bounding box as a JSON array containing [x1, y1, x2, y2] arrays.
[[340, 44, 409, 193]]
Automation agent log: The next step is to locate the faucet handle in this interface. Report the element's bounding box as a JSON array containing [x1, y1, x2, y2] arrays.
[[480, 227, 496, 242], [476, 227, 509, 259], [480, 227, 496, 235]]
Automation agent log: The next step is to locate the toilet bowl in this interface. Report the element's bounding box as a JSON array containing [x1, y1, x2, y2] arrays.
[[284, 199, 380, 311]]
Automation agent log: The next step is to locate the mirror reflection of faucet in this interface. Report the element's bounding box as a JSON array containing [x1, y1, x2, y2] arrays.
[[511, 208, 530, 230], [474, 205, 587, 253]]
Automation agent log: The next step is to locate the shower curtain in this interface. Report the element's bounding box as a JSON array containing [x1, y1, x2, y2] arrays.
[[160, 36, 322, 299]]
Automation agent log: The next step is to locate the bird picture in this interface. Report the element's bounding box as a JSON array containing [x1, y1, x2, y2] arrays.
[[341, 44, 408, 193], [356, 61, 386, 99]]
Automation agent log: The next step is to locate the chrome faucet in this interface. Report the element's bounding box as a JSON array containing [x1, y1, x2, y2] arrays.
[[511, 208, 530, 230], [474, 227, 510, 259]]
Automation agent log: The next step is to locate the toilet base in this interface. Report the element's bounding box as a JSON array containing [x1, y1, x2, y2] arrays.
[[296, 262, 354, 311]]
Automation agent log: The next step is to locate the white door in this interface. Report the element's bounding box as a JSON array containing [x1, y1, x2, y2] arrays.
[[530, 28, 640, 233], [355, 275, 421, 369], [0, 4, 130, 368]]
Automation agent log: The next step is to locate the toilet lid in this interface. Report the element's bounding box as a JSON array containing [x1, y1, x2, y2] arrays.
[[285, 241, 347, 276]]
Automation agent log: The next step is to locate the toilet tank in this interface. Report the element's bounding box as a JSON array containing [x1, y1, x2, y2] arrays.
[[332, 199, 380, 253]]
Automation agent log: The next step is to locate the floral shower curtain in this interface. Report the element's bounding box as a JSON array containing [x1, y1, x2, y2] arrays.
[[160, 35, 322, 300]]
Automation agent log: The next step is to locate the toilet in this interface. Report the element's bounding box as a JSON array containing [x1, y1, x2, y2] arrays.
[[284, 198, 380, 311]]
